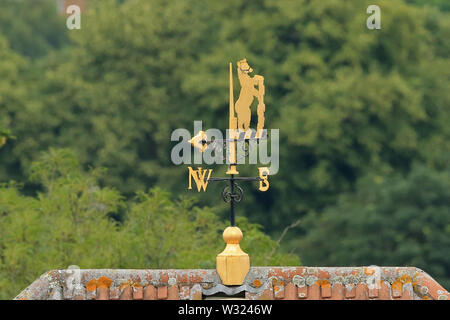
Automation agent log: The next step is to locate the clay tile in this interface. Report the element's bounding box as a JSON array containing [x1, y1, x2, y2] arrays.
[[157, 286, 168, 300], [72, 285, 86, 300], [190, 284, 202, 300], [284, 282, 296, 300], [392, 281, 403, 299], [160, 273, 169, 284], [96, 286, 109, 300], [257, 287, 275, 300], [16, 266, 450, 301], [273, 281, 285, 299], [109, 287, 120, 300], [355, 283, 368, 300], [317, 269, 330, 279], [368, 287, 379, 299], [85, 280, 97, 300], [73, 294, 85, 300], [330, 283, 345, 300], [297, 286, 308, 299], [345, 285, 356, 299], [321, 282, 332, 298], [307, 284, 320, 300], [120, 285, 132, 300], [133, 286, 144, 300], [179, 286, 190, 300], [143, 285, 156, 300], [378, 281, 391, 300], [168, 285, 179, 300], [97, 276, 112, 289], [415, 271, 450, 300], [400, 283, 413, 300]]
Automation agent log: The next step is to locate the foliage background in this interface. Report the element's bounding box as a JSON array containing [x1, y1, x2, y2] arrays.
[[0, 0, 448, 298]]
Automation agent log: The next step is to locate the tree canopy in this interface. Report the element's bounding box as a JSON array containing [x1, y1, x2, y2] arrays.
[[299, 165, 450, 289], [0, 149, 299, 299], [0, 0, 68, 59], [0, 0, 448, 297], [2, 0, 448, 225]]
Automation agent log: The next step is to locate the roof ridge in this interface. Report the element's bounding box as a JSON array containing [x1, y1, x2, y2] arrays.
[[14, 266, 449, 300]]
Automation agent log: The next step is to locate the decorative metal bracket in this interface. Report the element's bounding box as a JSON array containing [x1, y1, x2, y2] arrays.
[[206, 175, 262, 226]]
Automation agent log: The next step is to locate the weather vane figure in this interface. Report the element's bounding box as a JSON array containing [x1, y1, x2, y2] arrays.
[[234, 58, 266, 134], [187, 59, 270, 285]]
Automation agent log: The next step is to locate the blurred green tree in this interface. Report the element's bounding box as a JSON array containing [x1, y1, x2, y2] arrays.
[[0, 34, 26, 166], [298, 165, 450, 289], [406, 0, 450, 11], [0, 0, 69, 59], [0, 148, 299, 299], [1, 0, 447, 236]]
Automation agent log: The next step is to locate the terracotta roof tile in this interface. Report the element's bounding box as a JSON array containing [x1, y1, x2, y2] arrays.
[[109, 286, 120, 300], [189, 283, 202, 300], [321, 282, 332, 298], [392, 281, 403, 298], [179, 285, 190, 300], [143, 285, 156, 300], [307, 283, 320, 300], [345, 284, 356, 299], [96, 286, 109, 300], [297, 286, 308, 299], [284, 282, 296, 300], [330, 283, 345, 300], [133, 286, 144, 300], [378, 280, 391, 300], [368, 286, 379, 299], [400, 283, 413, 300], [120, 285, 132, 300], [157, 286, 168, 300], [14, 267, 449, 300], [355, 283, 368, 300], [273, 278, 285, 299], [86, 288, 96, 300], [168, 285, 180, 300]]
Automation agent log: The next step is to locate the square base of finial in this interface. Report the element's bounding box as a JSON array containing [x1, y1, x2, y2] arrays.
[[216, 252, 250, 285]]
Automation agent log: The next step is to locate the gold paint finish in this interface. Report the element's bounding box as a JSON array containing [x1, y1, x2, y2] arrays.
[[216, 227, 250, 285]]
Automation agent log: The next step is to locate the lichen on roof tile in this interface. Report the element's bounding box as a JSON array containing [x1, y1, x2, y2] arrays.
[[13, 266, 449, 300]]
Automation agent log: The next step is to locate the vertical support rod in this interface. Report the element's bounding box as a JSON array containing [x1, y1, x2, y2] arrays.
[[227, 62, 239, 175], [229, 62, 235, 129], [230, 175, 235, 226]]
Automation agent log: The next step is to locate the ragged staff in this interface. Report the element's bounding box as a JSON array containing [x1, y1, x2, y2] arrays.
[[256, 75, 265, 138]]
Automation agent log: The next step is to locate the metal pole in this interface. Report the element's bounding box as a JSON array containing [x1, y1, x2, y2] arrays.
[[230, 174, 235, 226]]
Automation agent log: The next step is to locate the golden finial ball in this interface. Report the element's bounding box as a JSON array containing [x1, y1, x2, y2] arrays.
[[223, 226, 243, 244]]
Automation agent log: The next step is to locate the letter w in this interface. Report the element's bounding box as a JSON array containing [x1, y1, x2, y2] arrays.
[[188, 167, 213, 192]]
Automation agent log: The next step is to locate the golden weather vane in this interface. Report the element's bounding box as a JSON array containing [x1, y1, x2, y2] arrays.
[[187, 59, 270, 285]]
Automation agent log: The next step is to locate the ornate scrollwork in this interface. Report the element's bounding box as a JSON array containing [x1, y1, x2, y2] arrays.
[[222, 183, 243, 203], [241, 140, 250, 157], [205, 139, 252, 162]]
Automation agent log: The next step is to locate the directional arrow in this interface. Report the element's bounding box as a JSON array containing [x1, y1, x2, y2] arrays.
[[189, 130, 208, 152]]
